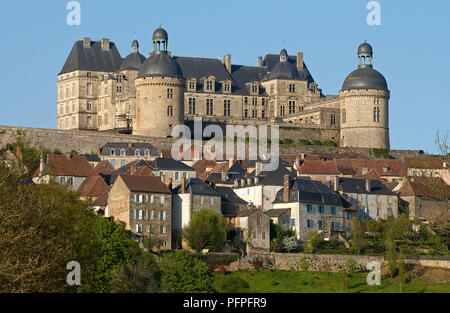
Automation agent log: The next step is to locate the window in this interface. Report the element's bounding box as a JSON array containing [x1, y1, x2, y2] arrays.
[[167, 88, 173, 99], [346, 211, 352, 220], [388, 196, 392, 204], [86, 72, 92, 77], [60, 104, 63, 115], [151, 195, 155, 203], [188, 98, 196, 114], [188, 80, 196, 90], [280, 106, 285, 116], [252, 232, 256, 239], [290, 218, 296, 227], [110, 160, 116, 168], [252, 97, 257, 106], [150, 225, 155, 234], [210, 198, 214, 205], [160, 196, 164, 204], [134, 194, 139, 203], [66, 86, 70, 98], [244, 109, 248, 118], [252, 110, 257, 118], [206, 80, 213, 91], [87, 83, 92, 95], [72, 84, 76, 96], [135, 224, 142, 233], [261, 98, 266, 106], [174, 172, 179, 180], [261, 110, 266, 118], [373, 107, 380, 122], [388, 208, 392, 217], [145, 195, 150, 203], [206, 99, 214, 115], [160, 225, 166, 234], [200, 197, 204, 205], [318, 206, 324, 214], [120, 160, 125, 167], [376, 208, 380, 216], [331, 113, 336, 125], [163, 211, 167, 221], [167, 105, 173, 116], [289, 84, 296, 93], [87, 100, 92, 111], [159, 211, 164, 221], [331, 207, 336, 215], [104, 114, 108, 125], [307, 219, 312, 228], [224, 82, 231, 92], [116, 86, 122, 93], [145, 150, 150, 157], [60, 177, 66, 185], [307, 204, 313, 213], [262, 232, 266, 240], [318, 220, 323, 230], [146, 210, 150, 220], [342, 109, 346, 124], [120, 149, 126, 156], [244, 97, 248, 105], [87, 116, 92, 126], [224, 99, 231, 116], [251, 84, 258, 94], [377, 195, 381, 203], [59, 87, 63, 100], [135, 149, 140, 157], [288, 100, 296, 114]]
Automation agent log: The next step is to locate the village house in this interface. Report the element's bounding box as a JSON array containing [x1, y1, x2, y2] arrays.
[[107, 174, 172, 250], [236, 209, 271, 253], [272, 175, 345, 241], [334, 177, 398, 221], [100, 142, 159, 169], [171, 177, 222, 248], [214, 186, 249, 229], [265, 208, 291, 231], [403, 157, 450, 185], [77, 175, 111, 214], [394, 176, 450, 221], [152, 158, 197, 186], [34, 154, 96, 191], [335, 159, 407, 183], [206, 160, 246, 187]]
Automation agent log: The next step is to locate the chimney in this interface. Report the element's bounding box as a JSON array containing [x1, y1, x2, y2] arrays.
[[97, 144, 101, 157], [283, 174, 290, 202], [16, 146, 23, 160], [296, 52, 304, 71], [223, 54, 231, 73], [128, 143, 132, 148], [101, 38, 110, 51], [247, 178, 252, 185], [258, 56, 263, 67], [255, 161, 262, 176], [334, 176, 339, 192], [181, 177, 186, 193], [39, 154, 45, 175], [365, 179, 371, 192], [83, 37, 91, 48], [130, 163, 136, 175]]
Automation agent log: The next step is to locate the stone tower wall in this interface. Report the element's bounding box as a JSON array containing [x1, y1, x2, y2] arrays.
[[339, 89, 390, 149], [134, 76, 185, 138]]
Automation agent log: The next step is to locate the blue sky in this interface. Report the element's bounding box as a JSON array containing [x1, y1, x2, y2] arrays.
[[0, 0, 448, 153]]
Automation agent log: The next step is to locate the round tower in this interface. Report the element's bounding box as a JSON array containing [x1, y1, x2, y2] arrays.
[[133, 27, 185, 138], [339, 42, 390, 149]]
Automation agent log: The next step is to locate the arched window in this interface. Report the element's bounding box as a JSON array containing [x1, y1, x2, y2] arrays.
[[373, 107, 380, 122], [167, 105, 173, 116]]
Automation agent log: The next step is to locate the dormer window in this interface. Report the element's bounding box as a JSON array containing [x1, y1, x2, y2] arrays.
[[188, 80, 196, 91], [251, 84, 259, 95], [145, 150, 150, 157], [206, 80, 214, 91], [135, 150, 140, 157], [110, 149, 115, 156], [120, 149, 126, 156], [224, 82, 231, 93]]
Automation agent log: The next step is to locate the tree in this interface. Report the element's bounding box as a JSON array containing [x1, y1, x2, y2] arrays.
[[351, 218, 368, 255], [160, 251, 215, 293], [184, 208, 227, 252], [305, 231, 324, 253], [282, 236, 298, 253], [216, 275, 250, 293], [110, 254, 159, 293]]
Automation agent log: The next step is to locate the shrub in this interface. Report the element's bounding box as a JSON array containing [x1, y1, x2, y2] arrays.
[[371, 148, 389, 159], [346, 257, 358, 272], [250, 257, 264, 270], [281, 138, 295, 145], [283, 236, 298, 253], [322, 140, 337, 147], [311, 140, 322, 146], [297, 139, 311, 146], [216, 275, 250, 293], [299, 257, 310, 272]]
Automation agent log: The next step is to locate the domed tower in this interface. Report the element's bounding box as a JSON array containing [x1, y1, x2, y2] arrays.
[[133, 27, 185, 138], [339, 42, 390, 149]]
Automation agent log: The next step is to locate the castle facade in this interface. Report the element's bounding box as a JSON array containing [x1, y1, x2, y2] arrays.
[[57, 27, 390, 149]]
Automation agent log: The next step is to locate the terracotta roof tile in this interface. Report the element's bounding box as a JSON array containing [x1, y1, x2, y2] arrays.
[[119, 175, 170, 193], [94, 160, 115, 175], [397, 176, 450, 199], [46, 155, 96, 177], [298, 160, 340, 175], [77, 175, 110, 198], [403, 157, 444, 169]]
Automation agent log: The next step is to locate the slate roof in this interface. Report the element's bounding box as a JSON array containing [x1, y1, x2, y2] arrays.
[[262, 53, 315, 83], [154, 158, 196, 171], [342, 65, 388, 91], [59, 40, 123, 75], [265, 208, 290, 217], [336, 177, 396, 196], [214, 187, 247, 205], [173, 56, 233, 82], [237, 209, 261, 217], [274, 178, 343, 206], [80, 154, 101, 162], [101, 142, 158, 157], [119, 52, 146, 71], [230, 65, 268, 95], [138, 50, 182, 78], [206, 172, 245, 185], [172, 178, 219, 196], [120, 175, 170, 193]]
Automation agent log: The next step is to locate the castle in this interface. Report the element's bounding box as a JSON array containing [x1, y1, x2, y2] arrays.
[[57, 27, 390, 149]]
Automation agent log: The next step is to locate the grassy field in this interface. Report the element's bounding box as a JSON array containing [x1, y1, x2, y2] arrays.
[[213, 268, 450, 293]]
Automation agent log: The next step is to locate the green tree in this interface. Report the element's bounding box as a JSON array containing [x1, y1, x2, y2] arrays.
[[351, 218, 368, 255], [160, 251, 215, 293], [110, 254, 159, 293], [184, 208, 227, 252]]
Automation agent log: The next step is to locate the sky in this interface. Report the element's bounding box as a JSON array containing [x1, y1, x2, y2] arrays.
[[0, 0, 448, 153]]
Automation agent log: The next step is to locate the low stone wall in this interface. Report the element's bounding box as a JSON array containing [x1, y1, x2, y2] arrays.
[[226, 253, 450, 272]]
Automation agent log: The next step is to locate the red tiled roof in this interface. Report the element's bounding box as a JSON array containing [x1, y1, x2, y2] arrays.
[[46, 155, 96, 177], [397, 176, 450, 199], [77, 175, 110, 198], [298, 160, 340, 175], [354, 168, 386, 184], [403, 157, 444, 169], [119, 175, 171, 193], [93, 189, 109, 207], [336, 159, 406, 177], [94, 160, 115, 175], [210, 162, 230, 173], [133, 166, 153, 176], [192, 159, 217, 173]]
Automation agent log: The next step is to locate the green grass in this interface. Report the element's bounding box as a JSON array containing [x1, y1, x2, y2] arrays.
[[213, 270, 450, 293]]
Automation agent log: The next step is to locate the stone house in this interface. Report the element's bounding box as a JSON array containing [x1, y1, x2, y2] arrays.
[[171, 177, 222, 248], [214, 186, 249, 229], [394, 176, 450, 221], [272, 175, 345, 241], [77, 175, 110, 214], [100, 142, 159, 169], [34, 154, 96, 191], [236, 209, 271, 253], [265, 208, 291, 231], [335, 159, 407, 183], [107, 174, 172, 250], [206, 160, 246, 187], [403, 157, 450, 185], [152, 158, 197, 187], [334, 176, 398, 221], [297, 159, 341, 183]]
